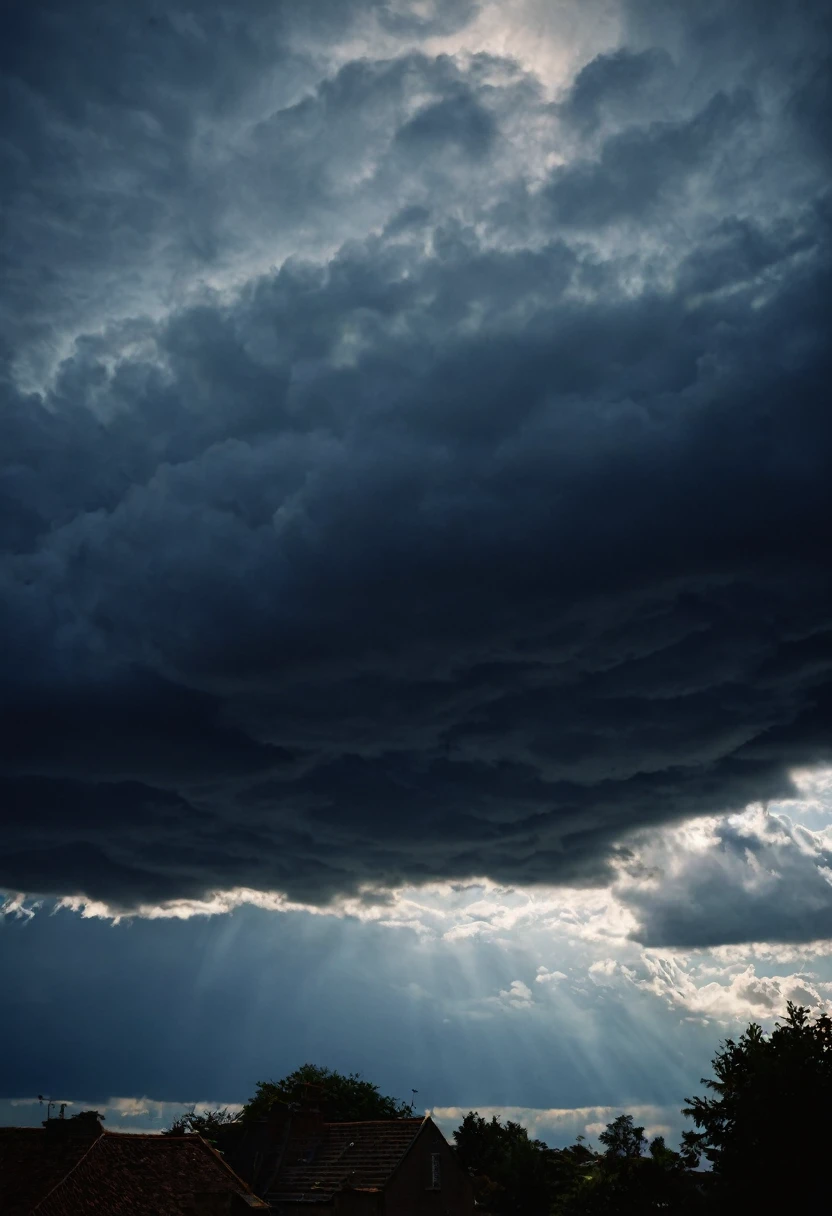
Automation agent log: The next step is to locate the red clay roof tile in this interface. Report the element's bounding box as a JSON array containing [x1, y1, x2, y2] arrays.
[[0, 1126, 104, 1216], [0, 1127, 268, 1215], [269, 1117, 426, 1202]]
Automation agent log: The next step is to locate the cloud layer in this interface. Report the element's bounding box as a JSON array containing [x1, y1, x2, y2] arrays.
[[617, 772, 832, 947], [1, 0, 831, 918], [6, 811, 832, 1121]]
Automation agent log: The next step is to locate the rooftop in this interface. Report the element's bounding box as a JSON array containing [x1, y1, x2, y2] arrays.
[[272, 1117, 426, 1201], [0, 1124, 268, 1215]]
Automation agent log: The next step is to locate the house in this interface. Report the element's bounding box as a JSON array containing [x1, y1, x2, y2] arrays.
[[215, 1103, 474, 1216], [0, 1111, 269, 1215]]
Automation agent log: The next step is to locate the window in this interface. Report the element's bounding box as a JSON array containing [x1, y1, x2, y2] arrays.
[[430, 1152, 441, 1190]]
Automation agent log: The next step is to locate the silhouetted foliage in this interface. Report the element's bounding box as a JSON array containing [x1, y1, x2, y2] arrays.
[[452, 1112, 561, 1216], [598, 1114, 646, 1159], [165, 1064, 415, 1137], [69, 1109, 104, 1123], [455, 1006, 832, 1213], [163, 1106, 240, 1139], [241, 1063, 415, 1122], [684, 1001, 832, 1212], [452, 1108, 706, 1216], [554, 1119, 707, 1216]]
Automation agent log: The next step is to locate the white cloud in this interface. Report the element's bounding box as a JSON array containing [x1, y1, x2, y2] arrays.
[[588, 959, 620, 984], [632, 955, 830, 1023], [0, 893, 40, 921], [614, 776, 832, 948], [493, 979, 535, 1009], [536, 966, 568, 984]]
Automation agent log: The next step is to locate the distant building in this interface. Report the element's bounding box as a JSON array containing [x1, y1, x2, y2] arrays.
[[0, 1111, 268, 1215], [215, 1103, 475, 1216]]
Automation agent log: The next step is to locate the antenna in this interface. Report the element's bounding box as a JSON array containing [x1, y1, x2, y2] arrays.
[[38, 1095, 69, 1121]]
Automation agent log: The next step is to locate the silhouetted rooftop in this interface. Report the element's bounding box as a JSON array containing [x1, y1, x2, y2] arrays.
[[0, 1124, 268, 1215], [272, 1117, 426, 1201]]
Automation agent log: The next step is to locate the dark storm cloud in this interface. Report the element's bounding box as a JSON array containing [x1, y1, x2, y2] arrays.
[[395, 88, 496, 158], [623, 810, 832, 949], [556, 47, 673, 134], [0, 0, 474, 377], [377, 0, 478, 38], [1, 0, 831, 921], [545, 88, 755, 228]]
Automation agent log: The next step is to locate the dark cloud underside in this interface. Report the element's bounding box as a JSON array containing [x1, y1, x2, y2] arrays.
[[1, 0, 830, 918]]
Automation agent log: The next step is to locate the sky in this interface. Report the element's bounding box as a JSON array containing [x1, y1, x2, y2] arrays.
[[1, 0, 831, 1151]]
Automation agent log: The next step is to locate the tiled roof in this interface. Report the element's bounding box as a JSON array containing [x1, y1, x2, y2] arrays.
[[0, 1128, 268, 1215], [270, 1117, 426, 1202], [0, 1127, 97, 1216]]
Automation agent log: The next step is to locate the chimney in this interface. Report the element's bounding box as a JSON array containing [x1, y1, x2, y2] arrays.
[[44, 1110, 105, 1143]]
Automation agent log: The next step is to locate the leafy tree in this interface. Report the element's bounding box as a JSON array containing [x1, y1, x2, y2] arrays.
[[164, 1063, 415, 1138], [598, 1114, 646, 1159], [684, 1001, 832, 1211], [554, 1117, 704, 1215], [452, 1112, 561, 1216], [163, 1106, 240, 1139], [240, 1063, 415, 1123]]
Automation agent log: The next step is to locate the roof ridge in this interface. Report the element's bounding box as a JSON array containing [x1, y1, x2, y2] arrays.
[[30, 1130, 104, 1213], [324, 1117, 425, 1126], [385, 1114, 431, 1186], [195, 1132, 269, 1203], [101, 1131, 201, 1140]]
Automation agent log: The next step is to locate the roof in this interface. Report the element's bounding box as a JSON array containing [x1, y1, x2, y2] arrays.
[[0, 1127, 268, 1215], [0, 1127, 97, 1216], [270, 1117, 427, 1203]]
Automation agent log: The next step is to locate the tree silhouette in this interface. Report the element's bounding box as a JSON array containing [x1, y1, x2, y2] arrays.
[[163, 1106, 239, 1139], [553, 1116, 706, 1215], [452, 1112, 560, 1216], [165, 1063, 416, 1135], [240, 1063, 415, 1122], [684, 1001, 832, 1211], [598, 1114, 645, 1159], [165, 1065, 416, 1138]]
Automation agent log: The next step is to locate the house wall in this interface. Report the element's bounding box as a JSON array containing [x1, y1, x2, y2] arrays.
[[383, 1122, 474, 1216], [183, 1193, 268, 1215], [271, 1206, 336, 1216], [335, 1189, 383, 1216]]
